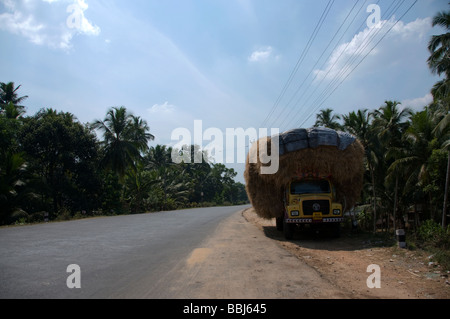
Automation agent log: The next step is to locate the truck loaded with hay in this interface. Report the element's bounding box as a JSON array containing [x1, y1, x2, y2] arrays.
[[244, 127, 365, 239]]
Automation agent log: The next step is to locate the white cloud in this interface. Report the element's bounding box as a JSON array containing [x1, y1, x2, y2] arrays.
[[148, 101, 176, 114], [402, 93, 433, 111], [248, 46, 274, 62], [391, 17, 432, 40], [0, 0, 100, 50], [313, 17, 432, 82], [0, 9, 45, 45]]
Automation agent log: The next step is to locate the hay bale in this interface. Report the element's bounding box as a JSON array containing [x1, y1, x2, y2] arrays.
[[244, 128, 365, 219]]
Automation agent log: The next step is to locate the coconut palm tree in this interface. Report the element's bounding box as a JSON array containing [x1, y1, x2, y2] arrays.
[[432, 101, 450, 228], [0, 152, 27, 224], [372, 101, 412, 230], [372, 101, 411, 146], [388, 108, 436, 225], [152, 166, 190, 211], [3, 102, 26, 119], [428, 10, 450, 77], [343, 109, 379, 231], [92, 106, 154, 179], [428, 7, 450, 227], [428, 9, 450, 99], [124, 161, 159, 213], [343, 109, 371, 141], [314, 108, 342, 130], [145, 145, 173, 170], [125, 114, 155, 153], [0, 82, 28, 111], [431, 79, 450, 100]]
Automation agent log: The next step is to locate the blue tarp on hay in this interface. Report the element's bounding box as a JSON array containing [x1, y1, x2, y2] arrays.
[[276, 127, 356, 156]]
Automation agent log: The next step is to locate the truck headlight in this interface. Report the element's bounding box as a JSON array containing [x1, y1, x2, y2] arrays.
[[333, 209, 341, 215], [291, 210, 299, 216]]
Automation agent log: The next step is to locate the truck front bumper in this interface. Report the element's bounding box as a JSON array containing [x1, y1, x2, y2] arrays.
[[285, 217, 344, 223]]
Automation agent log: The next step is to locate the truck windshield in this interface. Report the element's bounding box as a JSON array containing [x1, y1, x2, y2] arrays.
[[290, 180, 330, 195]]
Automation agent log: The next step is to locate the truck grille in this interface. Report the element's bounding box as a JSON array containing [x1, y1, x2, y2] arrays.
[[302, 200, 330, 215]]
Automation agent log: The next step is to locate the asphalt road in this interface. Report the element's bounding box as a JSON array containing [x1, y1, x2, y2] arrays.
[[0, 205, 249, 299]]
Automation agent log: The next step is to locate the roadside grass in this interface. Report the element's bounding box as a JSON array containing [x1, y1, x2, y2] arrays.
[[341, 220, 450, 272]]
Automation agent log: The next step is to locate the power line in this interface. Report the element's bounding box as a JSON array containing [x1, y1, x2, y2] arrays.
[[260, 0, 418, 132], [281, 0, 392, 130], [299, 0, 418, 128], [274, 0, 369, 131], [297, 0, 406, 127], [268, 0, 362, 130], [260, 0, 334, 128], [309, 0, 403, 105], [281, 0, 402, 130]]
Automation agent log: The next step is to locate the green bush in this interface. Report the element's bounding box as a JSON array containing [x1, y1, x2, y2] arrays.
[[28, 211, 46, 223], [9, 209, 29, 224], [415, 220, 450, 271], [55, 208, 72, 221], [73, 211, 88, 220], [417, 220, 447, 245]]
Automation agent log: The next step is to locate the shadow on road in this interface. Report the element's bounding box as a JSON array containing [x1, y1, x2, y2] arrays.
[[262, 224, 394, 252], [243, 207, 395, 252]]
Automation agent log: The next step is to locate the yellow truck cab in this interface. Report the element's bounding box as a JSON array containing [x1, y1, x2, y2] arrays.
[[277, 178, 343, 239]]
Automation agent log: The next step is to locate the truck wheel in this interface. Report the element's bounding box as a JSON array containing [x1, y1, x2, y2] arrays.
[[276, 217, 284, 231], [283, 220, 294, 240]]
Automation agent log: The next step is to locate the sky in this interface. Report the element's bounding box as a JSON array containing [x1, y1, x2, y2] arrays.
[[0, 0, 448, 182]]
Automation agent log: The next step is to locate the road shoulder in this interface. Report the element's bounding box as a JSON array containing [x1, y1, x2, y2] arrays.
[[243, 208, 450, 299], [168, 208, 351, 299]]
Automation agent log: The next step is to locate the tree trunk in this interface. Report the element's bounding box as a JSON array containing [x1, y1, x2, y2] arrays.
[[442, 149, 450, 229]]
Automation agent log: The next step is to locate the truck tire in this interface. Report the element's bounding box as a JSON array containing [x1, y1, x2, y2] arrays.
[[276, 217, 284, 231], [283, 220, 294, 240]]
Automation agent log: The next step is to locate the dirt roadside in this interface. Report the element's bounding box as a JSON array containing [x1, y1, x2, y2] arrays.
[[166, 208, 349, 298], [243, 207, 450, 299]]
